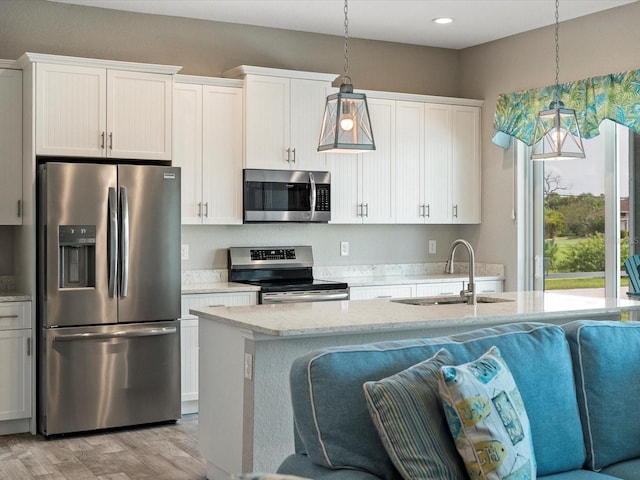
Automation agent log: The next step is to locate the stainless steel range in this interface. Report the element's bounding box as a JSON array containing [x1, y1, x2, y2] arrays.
[[228, 246, 349, 304]]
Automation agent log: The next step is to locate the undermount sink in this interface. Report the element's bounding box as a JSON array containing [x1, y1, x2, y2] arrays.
[[391, 296, 514, 306]]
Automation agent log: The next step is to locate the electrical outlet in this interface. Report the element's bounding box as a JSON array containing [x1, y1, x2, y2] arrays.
[[181, 244, 189, 260], [340, 241, 349, 256], [428, 240, 437, 254]]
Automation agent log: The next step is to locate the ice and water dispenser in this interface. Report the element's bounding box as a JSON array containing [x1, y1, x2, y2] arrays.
[[58, 225, 96, 289]]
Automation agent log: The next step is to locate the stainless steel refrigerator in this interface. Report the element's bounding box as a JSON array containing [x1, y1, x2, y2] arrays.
[[37, 162, 181, 436]]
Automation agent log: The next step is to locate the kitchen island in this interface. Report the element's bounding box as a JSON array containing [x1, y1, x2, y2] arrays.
[[192, 291, 640, 480]]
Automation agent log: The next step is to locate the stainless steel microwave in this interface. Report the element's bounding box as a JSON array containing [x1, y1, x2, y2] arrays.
[[243, 169, 331, 223]]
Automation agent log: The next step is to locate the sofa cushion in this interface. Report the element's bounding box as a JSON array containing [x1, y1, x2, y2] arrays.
[[362, 349, 467, 480], [601, 457, 640, 479], [289, 322, 585, 480], [563, 320, 640, 471], [438, 346, 536, 480]]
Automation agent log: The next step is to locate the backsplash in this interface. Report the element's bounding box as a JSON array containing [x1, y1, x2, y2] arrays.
[[0, 275, 16, 291], [314, 263, 504, 279]]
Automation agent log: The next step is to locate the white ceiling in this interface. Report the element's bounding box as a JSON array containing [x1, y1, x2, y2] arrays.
[[47, 0, 635, 50]]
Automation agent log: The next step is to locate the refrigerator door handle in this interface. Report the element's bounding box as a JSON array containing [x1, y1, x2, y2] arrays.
[[120, 186, 130, 298], [108, 187, 118, 298], [53, 326, 177, 342]]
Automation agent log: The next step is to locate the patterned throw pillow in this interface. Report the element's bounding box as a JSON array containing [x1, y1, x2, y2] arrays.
[[438, 347, 536, 480], [363, 348, 468, 480]]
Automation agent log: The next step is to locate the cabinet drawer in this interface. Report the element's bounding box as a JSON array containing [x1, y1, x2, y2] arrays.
[[349, 285, 416, 300], [0, 302, 30, 330], [416, 282, 463, 297], [476, 280, 504, 294]]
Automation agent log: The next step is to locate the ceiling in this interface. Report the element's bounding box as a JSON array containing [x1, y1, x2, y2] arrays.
[[47, 0, 635, 49]]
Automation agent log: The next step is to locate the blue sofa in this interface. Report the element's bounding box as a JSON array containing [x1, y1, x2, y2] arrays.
[[277, 321, 640, 480]]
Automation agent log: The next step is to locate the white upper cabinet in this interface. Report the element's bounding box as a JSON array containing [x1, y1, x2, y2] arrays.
[[329, 98, 395, 224], [174, 77, 243, 225], [395, 101, 481, 224], [451, 105, 481, 223], [224, 66, 337, 171], [0, 68, 23, 225], [30, 54, 179, 160]]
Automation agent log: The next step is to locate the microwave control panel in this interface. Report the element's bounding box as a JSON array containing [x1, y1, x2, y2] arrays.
[[316, 184, 330, 211]]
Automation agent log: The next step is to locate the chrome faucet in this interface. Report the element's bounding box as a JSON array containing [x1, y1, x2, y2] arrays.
[[445, 239, 476, 305]]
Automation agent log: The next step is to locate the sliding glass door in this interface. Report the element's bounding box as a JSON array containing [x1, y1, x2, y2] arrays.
[[524, 121, 632, 297]]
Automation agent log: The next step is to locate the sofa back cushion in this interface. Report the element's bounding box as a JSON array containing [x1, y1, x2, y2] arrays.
[[289, 322, 585, 480], [563, 320, 640, 471]]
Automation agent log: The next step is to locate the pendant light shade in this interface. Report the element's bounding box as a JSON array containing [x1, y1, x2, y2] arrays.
[[318, 0, 375, 153], [531, 100, 585, 160], [531, 0, 585, 161]]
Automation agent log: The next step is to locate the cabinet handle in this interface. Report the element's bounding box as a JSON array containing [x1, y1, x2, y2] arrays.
[[0, 315, 18, 319], [376, 295, 392, 299], [204, 202, 209, 218], [364, 203, 369, 217], [109, 132, 113, 150], [286, 148, 291, 162], [17, 200, 21, 218], [27, 337, 31, 357], [208, 304, 225, 307], [452, 204, 458, 218], [425, 204, 430, 218], [419, 205, 424, 217], [101, 131, 105, 149], [357, 204, 362, 217], [198, 202, 202, 217], [292, 148, 296, 163]]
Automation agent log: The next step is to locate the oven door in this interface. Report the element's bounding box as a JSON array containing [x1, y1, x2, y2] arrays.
[[261, 289, 349, 304], [243, 169, 331, 223]]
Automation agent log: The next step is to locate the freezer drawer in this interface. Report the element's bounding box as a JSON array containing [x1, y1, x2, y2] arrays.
[[39, 321, 180, 436]]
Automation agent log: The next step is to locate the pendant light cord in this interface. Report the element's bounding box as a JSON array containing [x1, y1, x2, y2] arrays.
[[343, 0, 351, 85], [554, 0, 560, 106]]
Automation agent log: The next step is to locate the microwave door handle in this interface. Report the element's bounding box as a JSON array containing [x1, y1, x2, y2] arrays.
[[119, 186, 130, 298], [108, 187, 118, 298], [309, 172, 316, 221]]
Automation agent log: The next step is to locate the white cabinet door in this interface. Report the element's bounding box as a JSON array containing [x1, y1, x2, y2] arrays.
[[349, 284, 416, 300], [36, 63, 107, 157], [0, 330, 31, 422], [107, 69, 172, 161], [361, 98, 395, 224], [174, 83, 204, 224], [328, 152, 360, 223], [244, 75, 290, 169], [416, 282, 463, 297], [202, 85, 243, 224], [0, 302, 32, 423], [289, 78, 328, 171], [174, 83, 243, 225], [476, 280, 504, 294], [395, 101, 424, 224], [0, 69, 22, 225], [451, 105, 481, 224], [423, 104, 453, 223], [180, 291, 257, 413]]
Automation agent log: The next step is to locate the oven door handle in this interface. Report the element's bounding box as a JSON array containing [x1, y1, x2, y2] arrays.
[[308, 171, 316, 221], [263, 291, 349, 303]]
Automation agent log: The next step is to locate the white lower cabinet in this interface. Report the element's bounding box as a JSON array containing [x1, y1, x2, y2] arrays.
[[180, 292, 257, 414], [351, 280, 504, 302], [349, 284, 416, 300], [416, 282, 464, 297], [0, 302, 32, 434]]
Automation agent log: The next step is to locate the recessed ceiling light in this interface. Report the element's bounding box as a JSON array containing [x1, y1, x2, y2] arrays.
[[433, 17, 454, 25]]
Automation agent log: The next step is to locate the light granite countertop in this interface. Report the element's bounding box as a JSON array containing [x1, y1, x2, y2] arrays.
[[0, 293, 31, 302], [191, 291, 640, 337]]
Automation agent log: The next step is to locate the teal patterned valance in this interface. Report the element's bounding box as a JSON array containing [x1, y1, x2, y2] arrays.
[[492, 69, 640, 148]]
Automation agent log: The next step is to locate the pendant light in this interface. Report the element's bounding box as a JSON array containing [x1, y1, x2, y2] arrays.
[[531, 0, 585, 161], [318, 0, 375, 153]]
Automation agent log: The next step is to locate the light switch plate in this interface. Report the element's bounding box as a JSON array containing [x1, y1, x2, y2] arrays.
[[181, 244, 189, 260], [340, 241, 349, 256], [429, 240, 437, 254]]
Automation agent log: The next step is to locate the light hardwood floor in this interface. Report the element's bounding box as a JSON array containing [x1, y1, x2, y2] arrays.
[[0, 414, 206, 480]]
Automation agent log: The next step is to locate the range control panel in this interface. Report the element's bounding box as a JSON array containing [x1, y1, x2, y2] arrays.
[[250, 249, 296, 261]]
